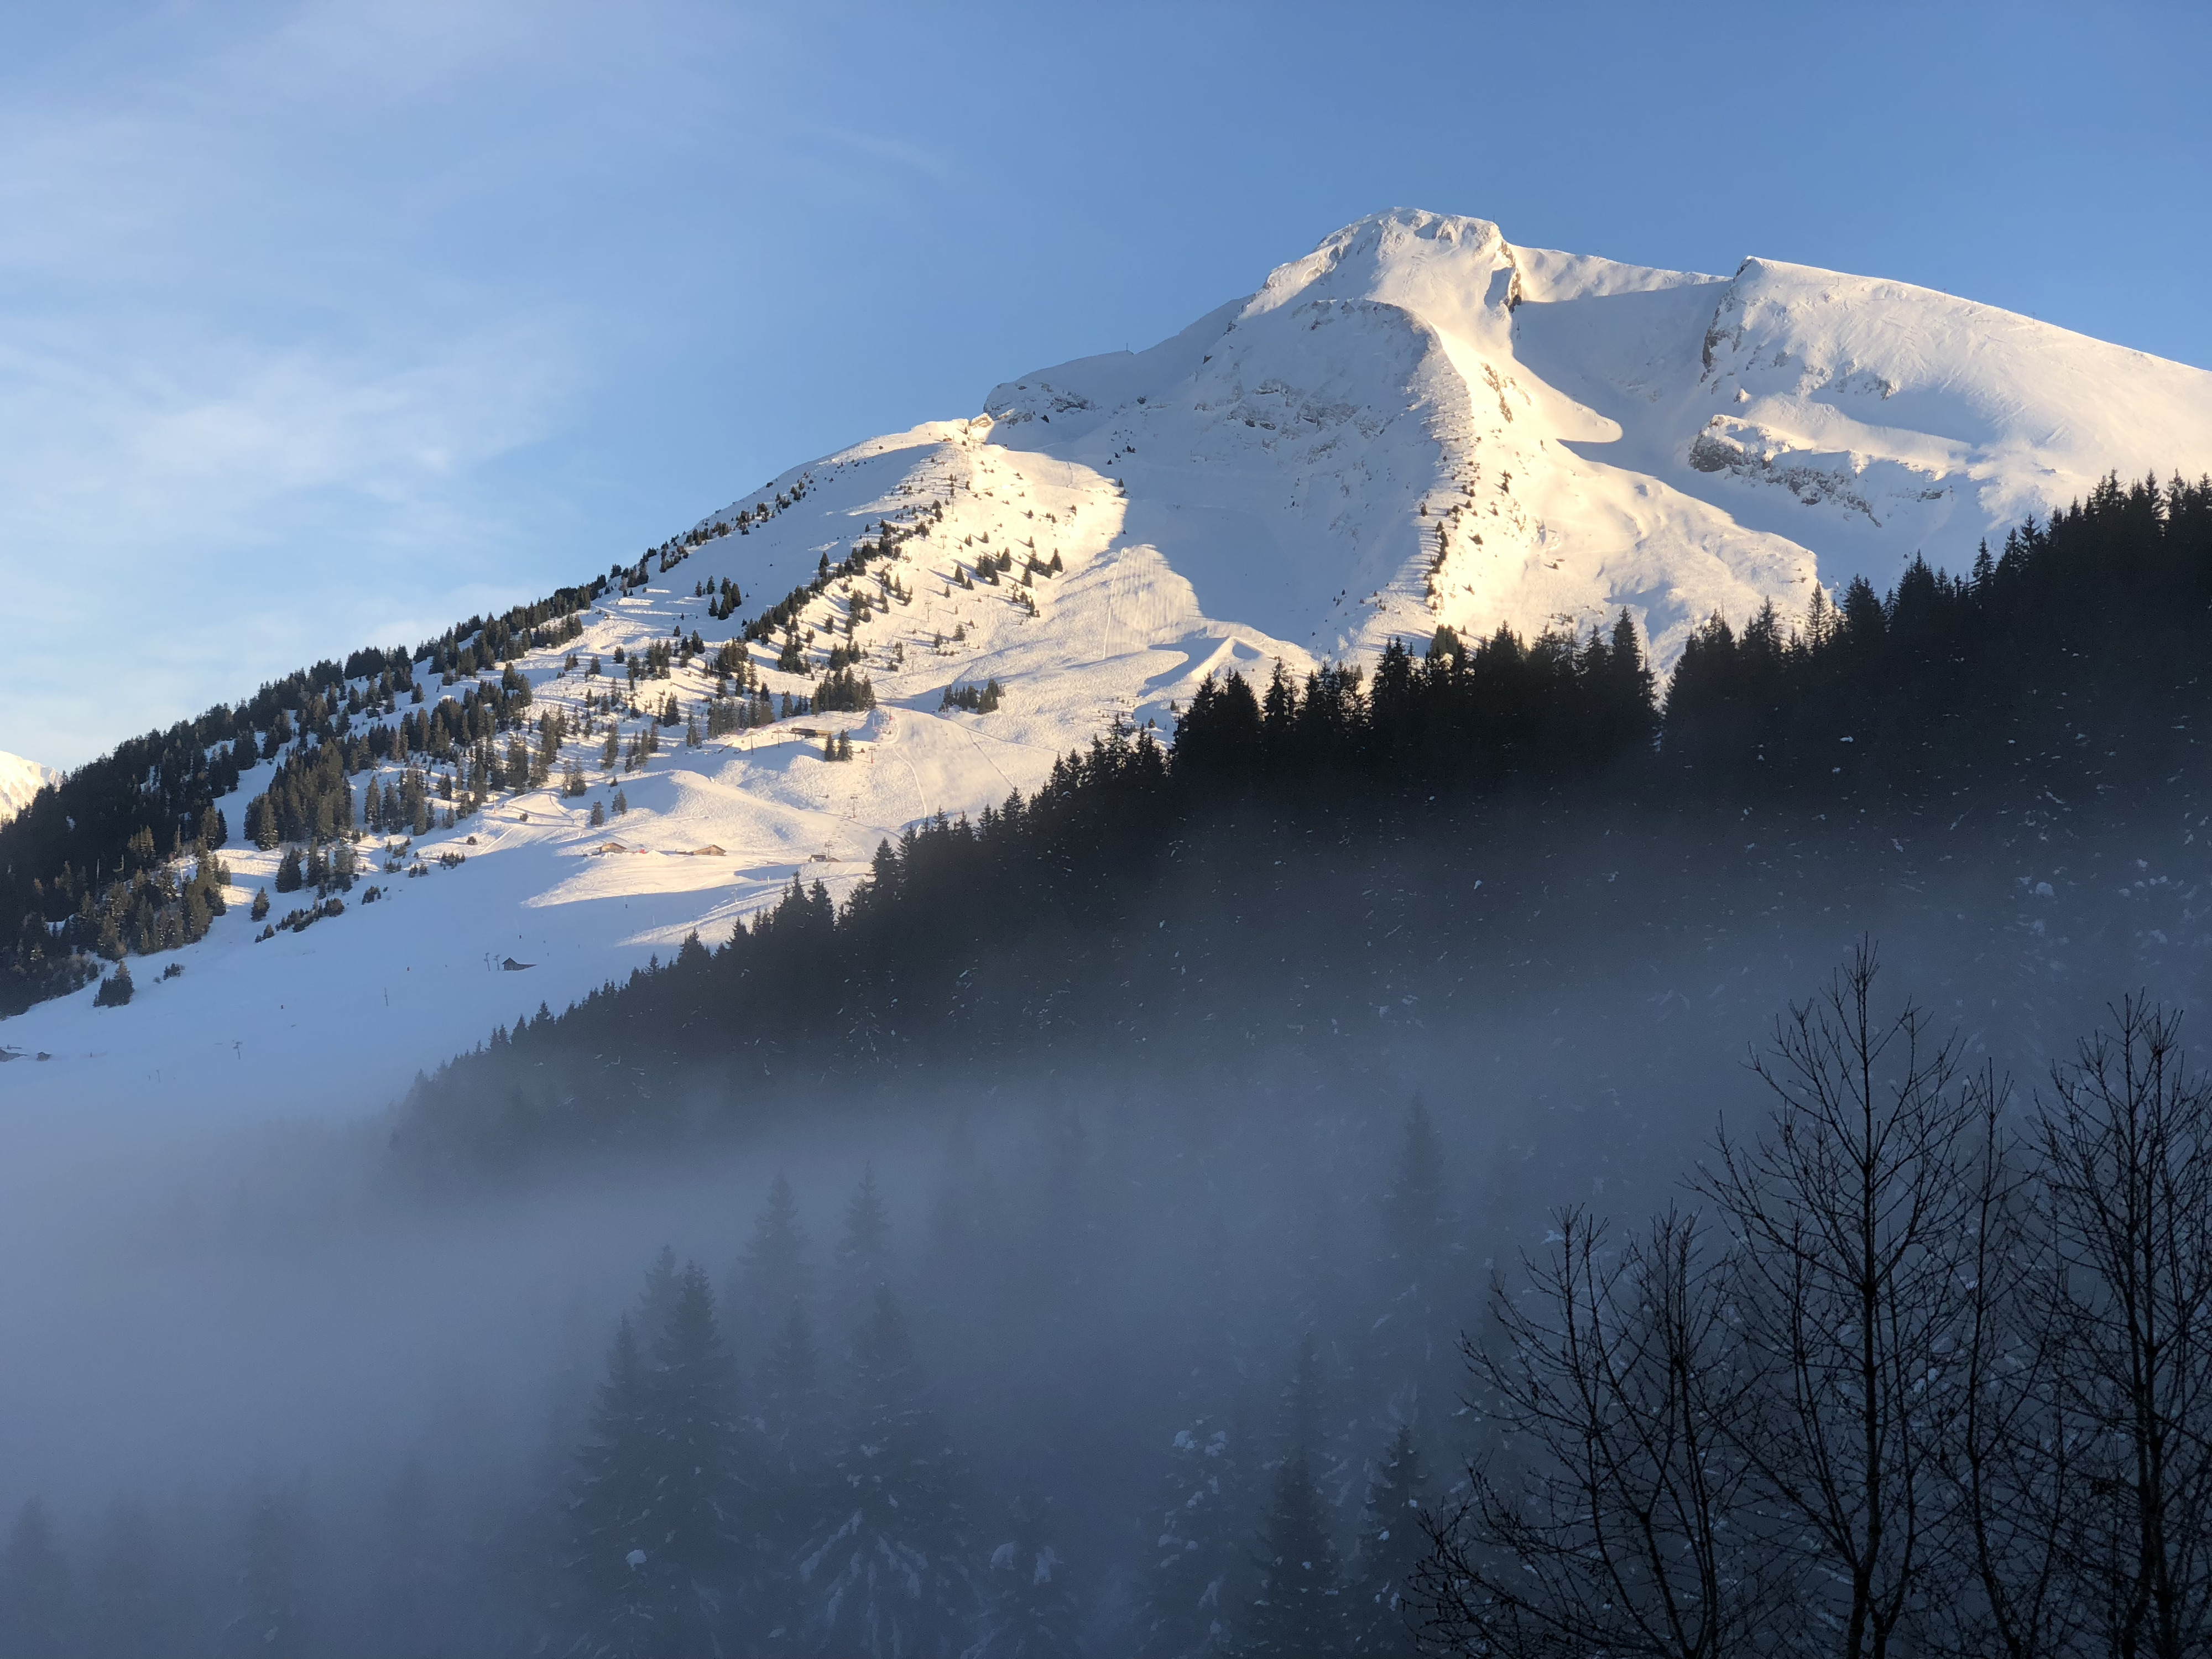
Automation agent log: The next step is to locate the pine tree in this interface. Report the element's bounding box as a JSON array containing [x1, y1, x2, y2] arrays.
[[1347, 1423, 1426, 1657], [733, 1173, 812, 1354], [1382, 1102, 1446, 1270], [758, 1300, 825, 1473], [635, 1244, 682, 1352], [1244, 1452, 1347, 1658], [1280, 1336, 1326, 1475], [754, 1300, 827, 1644], [368, 1460, 449, 1659], [1374, 1098, 1454, 1389], [0, 1498, 74, 1659], [231, 1491, 310, 1659], [94, 960, 134, 1007], [80, 1500, 168, 1659], [966, 1494, 1082, 1659], [568, 1316, 659, 1656], [1136, 1420, 1249, 1659], [643, 1261, 748, 1652], [830, 1166, 894, 1342], [1276, 1335, 1354, 1518], [796, 1286, 972, 1658]]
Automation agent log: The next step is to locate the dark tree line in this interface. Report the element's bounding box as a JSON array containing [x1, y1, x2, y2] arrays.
[[1663, 473, 2209, 801], [1172, 608, 1656, 792]]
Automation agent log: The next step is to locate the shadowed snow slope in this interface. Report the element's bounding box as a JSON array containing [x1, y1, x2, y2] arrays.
[[6, 208, 2206, 1119]]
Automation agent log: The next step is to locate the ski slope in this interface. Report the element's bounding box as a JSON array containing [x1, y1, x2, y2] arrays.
[[6, 209, 2208, 1119]]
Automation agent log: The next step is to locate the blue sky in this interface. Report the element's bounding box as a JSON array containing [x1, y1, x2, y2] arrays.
[[4, 0, 2205, 765]]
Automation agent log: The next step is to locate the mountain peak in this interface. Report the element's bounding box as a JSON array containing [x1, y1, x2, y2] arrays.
[[1244, 208, 1519, 334]]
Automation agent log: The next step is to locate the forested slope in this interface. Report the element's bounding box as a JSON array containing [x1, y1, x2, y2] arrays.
[[396, 475, 2210, 1172]]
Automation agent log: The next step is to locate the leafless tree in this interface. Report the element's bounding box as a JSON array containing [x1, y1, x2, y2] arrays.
[[1695, 942, 1987, 1658], [2032, 999, 2212, 1659], [1415, 956, 2209, 1659], [1411, 1206, 1775, 1658], [1927, 1064, 2088, 1659]]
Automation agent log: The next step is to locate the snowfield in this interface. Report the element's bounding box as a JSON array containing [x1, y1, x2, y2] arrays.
[[6, 208, 2208, 1119]]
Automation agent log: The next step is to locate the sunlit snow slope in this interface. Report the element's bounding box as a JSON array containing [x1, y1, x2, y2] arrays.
[[6, 209, 2207, 1118], [0, 753, 56, 825], [985, 210, 2212, 665]]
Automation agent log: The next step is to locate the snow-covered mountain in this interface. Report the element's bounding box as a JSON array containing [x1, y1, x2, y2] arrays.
[[0, 752, 56, 824], [6, 208, 2208, 1117], [984, 210, 2211, 665]]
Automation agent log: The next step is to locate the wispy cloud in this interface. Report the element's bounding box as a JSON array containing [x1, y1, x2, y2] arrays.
[[0, 2, 609, 763]]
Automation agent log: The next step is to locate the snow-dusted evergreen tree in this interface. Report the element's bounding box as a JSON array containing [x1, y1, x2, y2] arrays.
[[964, 1495, 1081, 1659], [733, 1172, 812, 1357], [367, 1460, 455, 1659], [80, 1500, 168, 1659], [568, 1317, 659, 1657], [1347, 1423, 1426, 1657], [752, 1298, 827, 1644], [1276, 1335, 1357, 1522], [633, 1244, 682, 1353], [1278, 1337, 1323, 1470], [758, 1301, 825, 1468], [229, 1491, 311, 1659], [829, 1165, 894, 1342], [1373, 1098, 1454, 1384], [568, 1260, 752, 1656], [1135, 1419, 1249, 1659], [1243, 1451, 1348, 1659], [0, 1498, 74, 1659], [643, 1261, 749, 1652], [796, 1285, 972, 1658]]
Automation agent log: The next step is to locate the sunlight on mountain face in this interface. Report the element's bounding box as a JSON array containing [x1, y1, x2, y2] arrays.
[[6, 208, 2208, 1121]]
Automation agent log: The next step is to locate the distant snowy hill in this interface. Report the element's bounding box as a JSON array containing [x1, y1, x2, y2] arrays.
[[0, 752, 55, 823], [6, 208, 2208, 1117]]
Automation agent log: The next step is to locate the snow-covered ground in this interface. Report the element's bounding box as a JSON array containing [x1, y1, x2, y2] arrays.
[[6, 208, 2208, 1120], [0, 751, 55, 823]]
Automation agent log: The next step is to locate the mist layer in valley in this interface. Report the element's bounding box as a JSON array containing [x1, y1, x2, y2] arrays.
[[0, 756, 2198, 1655]]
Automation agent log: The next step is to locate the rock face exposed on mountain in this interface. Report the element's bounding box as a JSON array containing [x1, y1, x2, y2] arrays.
[[6, 210, 2207, 1117]]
